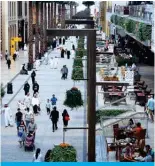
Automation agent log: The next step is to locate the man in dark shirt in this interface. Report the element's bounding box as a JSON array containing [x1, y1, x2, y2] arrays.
[[15, 108, 23, 129], [33, 81, 39, 95], [50, 106, 59, 132]]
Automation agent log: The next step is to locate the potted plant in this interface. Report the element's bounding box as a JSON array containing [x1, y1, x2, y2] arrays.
[[64, 87, 83, 109], [49, 143, 77, 162]]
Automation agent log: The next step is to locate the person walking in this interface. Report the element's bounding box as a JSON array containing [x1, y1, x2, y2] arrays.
[[66, 50, 71, 59], [61, 65, 66, 79], [72, 44, 75, 51], [31, 93, 40, 115], [13, 51, 17, 61], [53, 57, 58, 69], [15, 108, 23, 130], [147, 95, 155, 122], [50, 106, 59, 132], [64, 65, 68, 79], [18, 120, 26, 148], [51, 94, 57, 107], [23, 93, 31, 109], [44, 150, 52, 162], [5, 50, 8, 61], [7, 57, 11, 69], [45, 99, 51, 115], [23, 81, 30, 95], [2, 104, 13, 127], [63, 38, 65, 45], [62, 109, 70, 131], [33, 81, 39, 95], [32, 148, 43, 162], [61, 48, 65, 58], [27, 118, 37, 139], [59, 37, 62, 45], [25, 108, 33, 128], [31, 70, 36, 85]]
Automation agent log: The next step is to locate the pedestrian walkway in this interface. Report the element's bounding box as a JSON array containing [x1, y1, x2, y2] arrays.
[[0, 50, 28, 87], [1, 37, 87, 162]]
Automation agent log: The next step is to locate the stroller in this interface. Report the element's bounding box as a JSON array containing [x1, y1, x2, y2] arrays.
[[24, 132, 35, 151]]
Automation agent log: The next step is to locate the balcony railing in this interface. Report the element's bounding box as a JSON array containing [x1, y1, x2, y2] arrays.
[[114, 6, 129, 15], [129, 5, 153, 22]]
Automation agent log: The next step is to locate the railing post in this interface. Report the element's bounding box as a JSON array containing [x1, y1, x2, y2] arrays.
[[63, 128, 65, 143]]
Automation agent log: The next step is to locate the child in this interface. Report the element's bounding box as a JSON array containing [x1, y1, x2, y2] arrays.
[[51, 95, 57, 107], [45, 99, 51, 115]]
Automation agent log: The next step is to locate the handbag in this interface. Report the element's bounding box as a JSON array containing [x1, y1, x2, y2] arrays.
[[65, 116, 70, 121]]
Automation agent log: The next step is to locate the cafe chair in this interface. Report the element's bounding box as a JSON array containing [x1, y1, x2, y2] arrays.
[[137, 81, 145, 87], [142, 85, 148, 91], [144, 89, 152, 96], [113, 124, 119, 142]]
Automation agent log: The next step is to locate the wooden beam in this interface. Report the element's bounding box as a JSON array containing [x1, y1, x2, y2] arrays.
[[65, 19, 94, 26], [46, 29, 96, 36], [96, 81, 130, 86], [96, 52, 113, 55], [72, 16, 93, 20]]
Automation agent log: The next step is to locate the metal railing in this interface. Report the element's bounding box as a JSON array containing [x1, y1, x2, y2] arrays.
[[100, 112, 149, 138]]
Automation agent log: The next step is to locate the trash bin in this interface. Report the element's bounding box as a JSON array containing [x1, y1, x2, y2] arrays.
[[7, 82, 13, 94]]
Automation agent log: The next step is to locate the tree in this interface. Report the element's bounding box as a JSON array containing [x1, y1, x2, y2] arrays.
[[82, 1, 95, 8]]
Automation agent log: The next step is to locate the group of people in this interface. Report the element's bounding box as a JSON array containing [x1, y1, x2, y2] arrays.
[[118, 120, 154, 162]]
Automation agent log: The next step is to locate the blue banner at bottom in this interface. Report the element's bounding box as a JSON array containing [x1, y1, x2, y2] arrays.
[[1, 162, 154, 166]]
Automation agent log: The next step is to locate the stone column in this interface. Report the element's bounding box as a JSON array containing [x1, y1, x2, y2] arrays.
[[53, 2, 56, 28], [35, 2, 39, 58], [43, 2, 47, 51], [61, 4, 66, 28], [48, 3, 51, 28], [40, 2, 44, 55], [51, 2, 53, 28], [70, 3, 73, 19], [28, 1, 33, 65]]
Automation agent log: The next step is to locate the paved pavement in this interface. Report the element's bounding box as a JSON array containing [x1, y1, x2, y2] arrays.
[[1, 37, 88, 162], [0, 50, 28, 87]]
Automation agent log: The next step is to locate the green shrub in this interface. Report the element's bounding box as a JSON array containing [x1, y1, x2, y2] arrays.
[[73, 58, 83, 67], [96, 110, 127, 123], [0, 84, 5, 98], [125, 19, 135, 33], [72, 67, 84, 80], [64, 87, 83, 109], [49, 145, 77, 162]]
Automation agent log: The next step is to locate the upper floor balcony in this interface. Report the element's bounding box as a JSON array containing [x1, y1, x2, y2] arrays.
[[129, 5, 153, 23], [114, 5, 129, 15]]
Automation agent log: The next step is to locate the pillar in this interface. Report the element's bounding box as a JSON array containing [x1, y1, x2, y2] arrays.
[[51, 2, 53, 28], [28, 1, 33, 64], [35, 2, 39, 57], [40, 2, 44, 54], [43, 2, 47, 51], [48, 3, 51, 28], [70, 3, 73, 19], [53, 2, 56, 28]]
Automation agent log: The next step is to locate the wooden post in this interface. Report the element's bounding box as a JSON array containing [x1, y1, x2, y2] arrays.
[[87, 31, 96, 162]]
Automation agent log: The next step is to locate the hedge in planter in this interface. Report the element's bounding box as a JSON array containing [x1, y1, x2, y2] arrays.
[[75, 50, 84, 58], [49, 143, 77, 162], [64, 87, 83, 109], [72, 67, 84, 80], [96, 110, 127, 124], [0, 84, 5, 98], [73, 58, 83, 67]]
